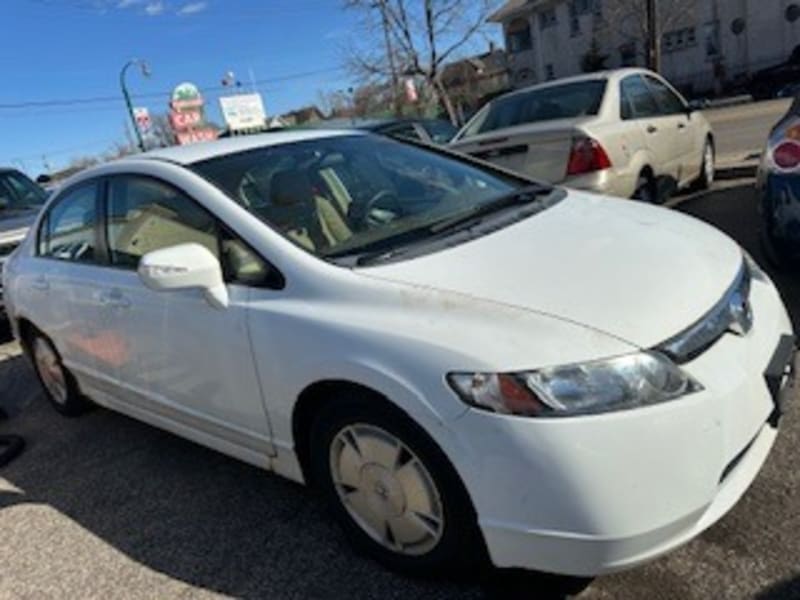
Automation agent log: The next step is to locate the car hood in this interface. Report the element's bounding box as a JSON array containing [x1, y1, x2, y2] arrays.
[[0, 209, 38, 245], [360, 193, 743, 349]]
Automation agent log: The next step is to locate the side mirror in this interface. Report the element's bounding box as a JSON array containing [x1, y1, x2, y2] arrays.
[[138, 243, 229, 309]]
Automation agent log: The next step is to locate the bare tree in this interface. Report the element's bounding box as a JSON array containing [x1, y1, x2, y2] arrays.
[[600, 0, 697, 70], [344, 0, 499, 125]]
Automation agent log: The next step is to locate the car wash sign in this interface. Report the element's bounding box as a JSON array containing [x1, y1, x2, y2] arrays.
[[169, 82, 218, 145]]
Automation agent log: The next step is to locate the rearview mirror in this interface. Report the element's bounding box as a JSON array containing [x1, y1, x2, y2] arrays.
[[138, 243, 229, 309]]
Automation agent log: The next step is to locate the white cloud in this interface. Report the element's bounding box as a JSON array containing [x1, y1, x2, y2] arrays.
[[177, 1, 207, 15], [116, 0, 143, 7], [144, 1, 165, 15]]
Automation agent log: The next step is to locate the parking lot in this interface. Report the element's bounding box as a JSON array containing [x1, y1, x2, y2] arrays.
[[0, 179, 798, 600]]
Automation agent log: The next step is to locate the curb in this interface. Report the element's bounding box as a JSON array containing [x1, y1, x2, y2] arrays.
[[716, 163, 758, 180]]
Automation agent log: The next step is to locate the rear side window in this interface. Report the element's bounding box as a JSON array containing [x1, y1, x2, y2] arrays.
[[38, 182, 99, 263], [106, 176, 219, 269], [461, 80, 607, 137], [620, 75, 660, 119], [644, 76, 687, 115]]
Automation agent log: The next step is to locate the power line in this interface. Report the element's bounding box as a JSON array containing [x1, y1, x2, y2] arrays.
[[0, 67, 346, 110]]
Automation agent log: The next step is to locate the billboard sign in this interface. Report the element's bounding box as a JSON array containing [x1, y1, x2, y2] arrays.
[[219, 93, 266, 131], [169, 81, 217, 146]]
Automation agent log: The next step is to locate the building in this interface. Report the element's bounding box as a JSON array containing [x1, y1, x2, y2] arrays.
[[279, 106, 325, 126], [491, 0, 800, 96], [440, 45, 512, 121]]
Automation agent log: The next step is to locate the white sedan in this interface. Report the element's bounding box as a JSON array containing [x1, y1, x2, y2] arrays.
[[3, 131, 796, 578], [450, 68, 715, 203]]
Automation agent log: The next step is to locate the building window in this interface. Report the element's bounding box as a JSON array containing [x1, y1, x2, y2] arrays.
[[545, 64, 555, 80], [731, 17, 745, 35], [662, 26, 697, 53], [539, 8, 558, 30], [570, 15, 581, 36], [507, 17, 533, 53], [570, 0, 591, 15], [787, 4, 800, 23], [619, 41, 637, 67], [704, 21, 721, 58], [593, 0, 602, 18]]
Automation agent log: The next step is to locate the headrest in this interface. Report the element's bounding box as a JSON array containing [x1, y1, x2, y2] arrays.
[[271, 169, 314, 207]]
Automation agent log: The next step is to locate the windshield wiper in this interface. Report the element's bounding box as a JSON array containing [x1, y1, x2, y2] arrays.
[[427, 184, 553, 234]]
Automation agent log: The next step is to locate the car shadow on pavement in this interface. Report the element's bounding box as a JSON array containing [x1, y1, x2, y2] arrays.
[[676, 181, 800, 327], [756, 575, 800, 600], [0, 388, 584, 599]]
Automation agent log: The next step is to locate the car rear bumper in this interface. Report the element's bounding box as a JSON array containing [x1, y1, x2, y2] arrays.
[[562, 168, 637, 199], [450, 277, 795, 576]]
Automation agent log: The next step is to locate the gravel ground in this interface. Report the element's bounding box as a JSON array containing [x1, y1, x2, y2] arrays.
[[0, 182, 798, 599]]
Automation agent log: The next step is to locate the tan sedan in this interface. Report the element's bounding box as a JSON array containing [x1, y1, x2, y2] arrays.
[[450, 68, 715, 202]]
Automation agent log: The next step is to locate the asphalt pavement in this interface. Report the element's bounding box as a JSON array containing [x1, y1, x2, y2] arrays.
[[0, 182, 799, 600], [703, 99, 792, 167]]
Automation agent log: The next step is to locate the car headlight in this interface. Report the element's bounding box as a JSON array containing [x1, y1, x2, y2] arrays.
[[447, 351, 702, 418]]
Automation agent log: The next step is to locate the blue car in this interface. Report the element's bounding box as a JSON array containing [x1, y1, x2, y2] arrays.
[[757, 98, 800, 266]]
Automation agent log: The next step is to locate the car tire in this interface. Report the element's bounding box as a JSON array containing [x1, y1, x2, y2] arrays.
[[760, 228, 789, 272], [310, 393, 485, 575], [633, 171, 658, 204], [695, 140, 715, 190], [28, 331, 91, 417]]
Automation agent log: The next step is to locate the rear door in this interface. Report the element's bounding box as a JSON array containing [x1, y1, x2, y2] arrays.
[[19, 181, 104, 373], [644, 75, 696, 184], [619, 74, 682, 182]]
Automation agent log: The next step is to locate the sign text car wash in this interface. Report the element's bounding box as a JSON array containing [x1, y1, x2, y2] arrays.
[[169, 82, 218, 145]]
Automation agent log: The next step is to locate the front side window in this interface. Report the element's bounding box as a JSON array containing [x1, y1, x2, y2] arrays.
[[645, 76, 687, 115], [191, 135, 555, 263], [38, 182, 99, 263], [106, 176, 218, 269], [620, 75, 660, 119], [461, 79, 606, 137]]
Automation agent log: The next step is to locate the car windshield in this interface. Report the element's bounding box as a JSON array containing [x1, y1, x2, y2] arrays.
[[192, 134, 558, 263], [0, 170, 48, 213], [460, 79, 607, 138]]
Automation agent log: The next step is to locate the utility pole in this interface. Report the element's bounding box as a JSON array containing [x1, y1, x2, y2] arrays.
[[377, 0, 401, 116], [120, 59, 151, 153], [646, 0, 661, 72]]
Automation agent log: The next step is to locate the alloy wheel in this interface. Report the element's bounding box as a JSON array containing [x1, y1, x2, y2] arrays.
[[329, 423, 444, 556], [33, 338, 68, 406]]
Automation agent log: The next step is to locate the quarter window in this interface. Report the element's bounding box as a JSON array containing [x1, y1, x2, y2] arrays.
[[38, 182, 99, 263]]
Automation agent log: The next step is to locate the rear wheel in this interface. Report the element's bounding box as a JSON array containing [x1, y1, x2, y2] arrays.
[[29, 333, 91, 416], [633, 171, 658, 203], [310, 394, 484, 575], [696, 140, 715, 190]]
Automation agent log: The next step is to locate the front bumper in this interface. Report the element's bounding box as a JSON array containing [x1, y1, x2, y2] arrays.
[[450, 277, 794, 576]]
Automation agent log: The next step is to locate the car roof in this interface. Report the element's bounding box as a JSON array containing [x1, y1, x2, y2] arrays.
[[136, 129, 360, 166], [496, 68, 652, 100]]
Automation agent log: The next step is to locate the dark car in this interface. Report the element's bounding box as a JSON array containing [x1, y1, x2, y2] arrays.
[[749, 45, 800, 100], [307, 117, 458, 144], [756, 97, 800, 266], [0, 169, 49, 312]]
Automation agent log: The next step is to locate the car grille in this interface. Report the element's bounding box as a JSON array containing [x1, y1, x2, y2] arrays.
[[656, 262, 752, 364]]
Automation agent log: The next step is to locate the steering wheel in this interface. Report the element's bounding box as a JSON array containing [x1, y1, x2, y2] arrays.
[[363, 189, 401, 227]]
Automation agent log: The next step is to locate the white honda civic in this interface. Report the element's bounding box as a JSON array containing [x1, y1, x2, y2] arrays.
[[3, 131, 796, 577]]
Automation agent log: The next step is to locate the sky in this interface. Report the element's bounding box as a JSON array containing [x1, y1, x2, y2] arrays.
[[0, 0, 496, 175]]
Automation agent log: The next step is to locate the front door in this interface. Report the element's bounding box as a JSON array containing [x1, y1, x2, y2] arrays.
[[93, 174, 274, 458]]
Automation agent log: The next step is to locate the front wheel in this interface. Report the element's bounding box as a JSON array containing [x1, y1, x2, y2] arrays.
[[310, 396, 484, 574]]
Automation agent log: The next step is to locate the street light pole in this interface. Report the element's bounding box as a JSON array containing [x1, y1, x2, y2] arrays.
[[120, 59, 150, 152], [646, 0, 661, 72]]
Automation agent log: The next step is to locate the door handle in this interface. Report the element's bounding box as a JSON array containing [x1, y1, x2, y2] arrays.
[[98, 288, 131, 309], [646, 125, 658, 134], [32, 276, 49, 291]]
